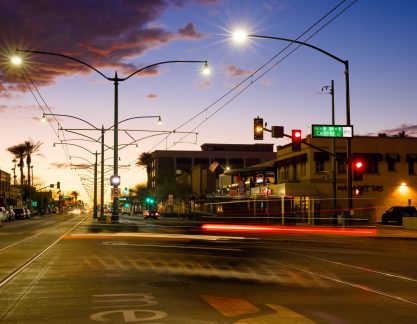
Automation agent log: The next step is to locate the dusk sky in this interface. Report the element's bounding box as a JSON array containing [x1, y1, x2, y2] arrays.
[[1, 0, 417, 204]]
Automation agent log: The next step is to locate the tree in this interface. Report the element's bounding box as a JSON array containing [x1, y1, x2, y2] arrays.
[[23, 140, 43, 195], [136, 152, 152, 189], [7, 144, 26, 190], [71, 191, 79, 206]]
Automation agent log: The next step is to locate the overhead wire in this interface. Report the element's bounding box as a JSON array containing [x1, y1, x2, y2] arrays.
[[147, 0, 358, 152]]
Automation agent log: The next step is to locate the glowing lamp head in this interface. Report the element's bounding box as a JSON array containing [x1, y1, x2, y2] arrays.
[[232, 29, 248, 44], [202, 62, 210, 75], [11, 56, 23, 66]]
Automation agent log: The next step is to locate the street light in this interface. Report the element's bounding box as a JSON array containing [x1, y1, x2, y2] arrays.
[[14, 48, 209, 222], [232, 31, 353, 215], [54, 142, 100, 218]]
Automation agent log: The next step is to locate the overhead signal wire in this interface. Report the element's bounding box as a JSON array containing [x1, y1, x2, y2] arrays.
[[149, 0, 358, 151]]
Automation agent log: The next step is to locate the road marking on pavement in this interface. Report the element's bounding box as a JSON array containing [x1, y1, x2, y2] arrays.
[[101, 241, 242, 251], [234, 304, 316, 324], [90, 293, 167, 322], [280, 249, 417, 283], [265, 258, 417, 306], [200, 295, 260, 317], [66, 232, 257, 241]]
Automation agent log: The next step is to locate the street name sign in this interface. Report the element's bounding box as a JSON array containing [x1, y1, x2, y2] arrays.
[[312, 124, 353, 138]]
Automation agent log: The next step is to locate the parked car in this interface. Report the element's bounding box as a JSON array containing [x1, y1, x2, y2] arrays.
[[0, 207, 9, 222], [381, 206, 417, 225], [143, 209, 159, 220], [14, 208, 27, 220], [7, 208, 16, 222]]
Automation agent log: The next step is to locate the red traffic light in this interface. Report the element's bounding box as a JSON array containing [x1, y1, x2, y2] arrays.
[[291, 129, 302, 152], [354, 160, 364, 170], [292, 130, 301, 139]]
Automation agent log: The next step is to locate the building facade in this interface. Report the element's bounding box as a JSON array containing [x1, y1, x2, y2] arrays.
[[149, 143, 276, 189], [218, 135, 417, 224]]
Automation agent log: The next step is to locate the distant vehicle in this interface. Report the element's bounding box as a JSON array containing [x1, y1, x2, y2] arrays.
[[381, 206, 417, 225], [14, 208, 27, 220], [7, 208, 16, 221], [143, 209, 159, 220], [0, 207, 8, 222], [70, 208, 82, 215], [121, 206, 132, 215]]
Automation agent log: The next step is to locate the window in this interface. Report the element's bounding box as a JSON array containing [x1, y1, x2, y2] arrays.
[[315, 160, 325, 173], [408, 161, 415, 175], [365, 159, 379, 174], [337, 160, 347, 175], [300, 161, 307, 176], [387, 160, 395, 172]]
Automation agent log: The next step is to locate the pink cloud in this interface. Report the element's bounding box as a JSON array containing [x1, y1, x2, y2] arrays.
[[225, 64, 253, 77]]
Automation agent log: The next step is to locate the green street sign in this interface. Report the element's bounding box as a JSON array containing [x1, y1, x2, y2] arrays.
[[312, 125, 353, 138]]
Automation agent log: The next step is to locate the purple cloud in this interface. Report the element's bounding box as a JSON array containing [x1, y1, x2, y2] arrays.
[[0, 0, 205, 95]]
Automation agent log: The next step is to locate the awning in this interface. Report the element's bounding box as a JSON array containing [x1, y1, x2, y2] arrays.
[[276, 153, 307, 167], [406, 154, 417, 162], [386, 153, 400, 161]]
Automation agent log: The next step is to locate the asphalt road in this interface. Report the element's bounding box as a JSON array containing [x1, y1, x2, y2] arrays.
[[1, 213, 417, 323]]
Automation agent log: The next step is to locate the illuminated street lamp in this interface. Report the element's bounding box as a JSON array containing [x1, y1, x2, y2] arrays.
[[231, 31, 353, 214], [14, 49, 208, 222]]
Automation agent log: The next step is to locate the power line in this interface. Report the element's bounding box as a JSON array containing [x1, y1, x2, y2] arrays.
[[149, 0, 358, 151]]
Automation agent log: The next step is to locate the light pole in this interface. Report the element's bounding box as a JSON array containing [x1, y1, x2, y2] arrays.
[[55, 142, 102, 219], [16, 49, 209, 222], [321, 80, 337, 223], [233, 33, 353, 215], [70, 155, 98, 218]]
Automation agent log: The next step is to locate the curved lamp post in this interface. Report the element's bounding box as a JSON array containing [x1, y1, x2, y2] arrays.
[[233, 32, 353, 215], [43, 112, 164, 220], [15, 48, 209, 222], [55, 142, 101, 218]]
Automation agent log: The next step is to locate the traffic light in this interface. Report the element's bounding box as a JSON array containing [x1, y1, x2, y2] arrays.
[[145, 196, 155, 204], [353, 159, 365, 181], [110, 175, 121, 186], [291, 129, 302, 151], [254, 117, 264, 140]]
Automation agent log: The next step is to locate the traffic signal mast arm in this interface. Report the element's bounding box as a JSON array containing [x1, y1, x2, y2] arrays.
[[262, 127, 347, 162]]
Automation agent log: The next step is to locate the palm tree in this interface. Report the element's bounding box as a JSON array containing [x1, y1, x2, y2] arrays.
[[23, 140, 43, 193], [71, 191, 79, 206], [7, 144, 26, 190], [136, 152, 152, 188]]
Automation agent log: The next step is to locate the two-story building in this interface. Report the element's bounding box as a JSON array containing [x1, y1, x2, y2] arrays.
[[220, 134, 417, 224]]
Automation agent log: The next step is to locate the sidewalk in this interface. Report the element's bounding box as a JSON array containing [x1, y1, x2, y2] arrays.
[[375, 224, 417, 239]]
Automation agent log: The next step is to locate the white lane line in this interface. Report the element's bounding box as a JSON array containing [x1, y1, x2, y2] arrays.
[[281, 249, 417, 283], [265, 258, 417, 306]]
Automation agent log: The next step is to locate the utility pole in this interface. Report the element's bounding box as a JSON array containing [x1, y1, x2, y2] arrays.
[[322, 80, 337, 224]]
